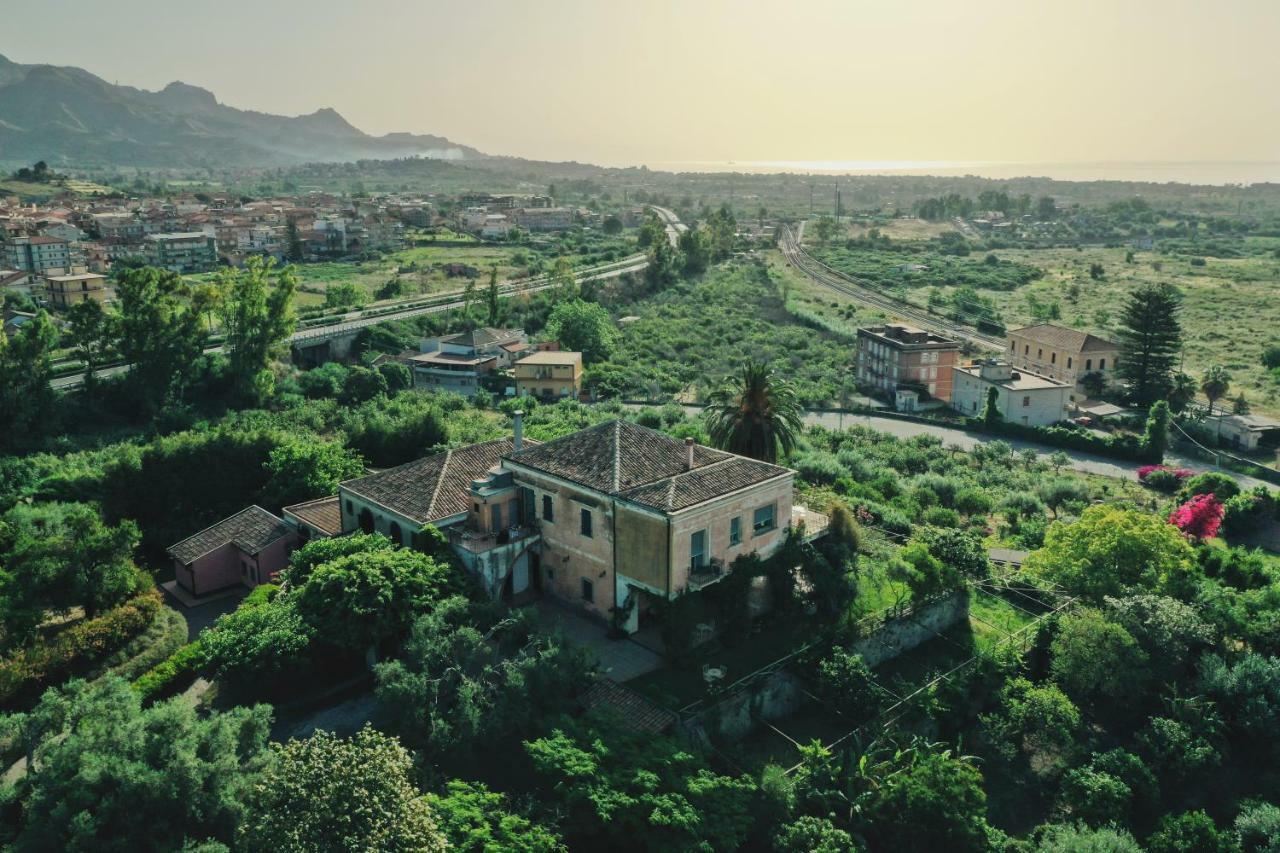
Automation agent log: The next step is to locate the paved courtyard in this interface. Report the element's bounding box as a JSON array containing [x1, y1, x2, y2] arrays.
[[533, 599, 664, 683]]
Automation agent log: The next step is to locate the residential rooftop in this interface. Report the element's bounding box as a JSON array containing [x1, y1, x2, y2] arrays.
[[515, 350, 583, 365], [168, 505, 292, 564], [1009, 323, 1118, 353]]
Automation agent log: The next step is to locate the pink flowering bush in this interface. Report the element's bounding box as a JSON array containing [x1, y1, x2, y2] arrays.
[[1139, 465, 1194, 494], [1169, 493, 1225, 541]]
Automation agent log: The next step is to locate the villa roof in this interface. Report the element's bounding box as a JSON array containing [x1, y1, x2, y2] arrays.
[[505, 420, 790, 511], [440, 326, 523, 349], [282, 495, 342, 537], [1009, 323, 1118, 353], [341, 437, 537, 525], [168, 505, 292, 564]]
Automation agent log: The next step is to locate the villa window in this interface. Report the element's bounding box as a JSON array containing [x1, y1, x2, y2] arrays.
[[729, 516, 741, 546], [1067, 357, 1073, 369], [542, 495, 554, 522], [1099, 358, 1106, 370], [1051, 352, 1056, 364], [1086, 359, 1093, 371], [690, 530, 707, 569], [580, 508, 593, 538], [1023, 396, 1031, 407], [389, 522, 402, 546], [581, 578, 593, 602], [753, 504, 776, 535]]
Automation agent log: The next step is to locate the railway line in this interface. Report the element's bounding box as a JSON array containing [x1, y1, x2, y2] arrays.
[[778, 224, 1004, 351]]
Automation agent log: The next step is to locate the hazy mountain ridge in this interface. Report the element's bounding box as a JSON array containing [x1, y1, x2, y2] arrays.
[[0, 54, 486, 168]]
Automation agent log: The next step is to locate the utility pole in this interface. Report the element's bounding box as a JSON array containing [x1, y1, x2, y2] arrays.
[[809, 185, 814, 216]]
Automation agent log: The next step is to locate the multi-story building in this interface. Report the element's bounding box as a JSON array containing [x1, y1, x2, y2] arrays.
[[514, 350, 583, 401], [951, 359, 1071, 427], [509, 207, 574, 231], [5, 236, 71, 274], [145, 232, 218, 273], [1007, 323, 1120, 403], [168, 417, 819, 630], [856, 323, 962, 402], [409, 327, 529, 396], [45, 269, 112, 308]]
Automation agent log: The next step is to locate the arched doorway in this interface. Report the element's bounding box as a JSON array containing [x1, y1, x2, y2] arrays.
[[358, 508, 375, 534], [389, 522, 403, 546]]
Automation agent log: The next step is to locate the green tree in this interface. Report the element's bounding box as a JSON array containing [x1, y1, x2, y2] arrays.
[[261, 440, 362, 511], [486, 265, 501, 326], [981, 385, 1002, 426], [66, 299, 114, 387], [217, 257, 297, 403], [113, 266, 207, 412], [427, 780, 564, 852], [1147, 811, 1233, 853], [293, 548, 452, 652], [865, 749, 991, 852], [4, 676, 270, 852], [601, 215, 623, 236], [706, 360, 803, 463], [0, 309, 59, 446], [1036, 478, 1089, 518], [812, 216, 839, 245], [814, 649, 888, 722], [1050, 609, 1149, 707], [1034, 823, 1141, 852], [892, 540, 962, 601], [644, 234, 681, 290], [374, 597, 590, 765], [240, 726, 446, 852], [773, 816, 860, 852], [1235, 801, 1280, 852], [981, 677, 1081, 773], [1024, 505, 1196, 601], [1166, 372, 1198, 413], [0, 502, 144, 645], [1142, 400, 1171, 461], [1201, 364, 1232, 415], [284, 218, 303, 262], [524, 716, 757, 851], [1116, 282, 1183, 406], [544, 298, 618, 363], [200, 595, 313, 689], [678, 224, 713, 275]]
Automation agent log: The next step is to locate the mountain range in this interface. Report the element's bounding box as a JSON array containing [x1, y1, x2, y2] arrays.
[[0, 54, 486, 169]]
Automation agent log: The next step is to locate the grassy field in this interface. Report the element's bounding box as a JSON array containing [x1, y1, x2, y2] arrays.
[[796, 219, 1280, 417]]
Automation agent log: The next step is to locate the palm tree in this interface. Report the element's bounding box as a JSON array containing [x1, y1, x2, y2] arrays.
[[1200, 365, 1231, 415], [706, 360, 803, 463]]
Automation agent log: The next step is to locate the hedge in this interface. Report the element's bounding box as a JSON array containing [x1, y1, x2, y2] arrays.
[[0, 591, 161, 709], [132, 640, 206, 704], [964, 417, 1153, 462]]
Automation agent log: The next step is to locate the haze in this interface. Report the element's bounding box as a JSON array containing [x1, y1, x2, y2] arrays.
[[6, 0, 1279, 167]]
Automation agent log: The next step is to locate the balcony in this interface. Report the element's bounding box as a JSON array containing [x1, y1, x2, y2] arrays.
[[448, 524, 538, 555], [687, 557, 726, 591]]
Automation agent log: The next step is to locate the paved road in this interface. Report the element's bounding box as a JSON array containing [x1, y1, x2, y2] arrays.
[[778, 223, 1004, 351], [652, 404, 1272, 491], [51, 255, 649, 390], [648, 204, 687, 248]]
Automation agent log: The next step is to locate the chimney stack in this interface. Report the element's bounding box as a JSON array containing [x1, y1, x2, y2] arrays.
[[513, 410, 524, 452], [684, 436, 695, 471]]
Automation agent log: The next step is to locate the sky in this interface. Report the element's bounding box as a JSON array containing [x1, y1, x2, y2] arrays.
[[5, 0, 1280, 167]]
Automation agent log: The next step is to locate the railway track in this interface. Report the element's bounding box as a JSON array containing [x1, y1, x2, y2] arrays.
[[778, 224, 1004, 351]]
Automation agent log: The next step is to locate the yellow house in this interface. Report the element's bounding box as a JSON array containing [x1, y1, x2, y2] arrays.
[[45, 271, 112, 309], [514, 350, 583, 400]]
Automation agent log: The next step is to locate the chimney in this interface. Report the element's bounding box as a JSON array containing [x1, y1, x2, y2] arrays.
[[513, 410, 524, 452], [684, 436, 695, 471]]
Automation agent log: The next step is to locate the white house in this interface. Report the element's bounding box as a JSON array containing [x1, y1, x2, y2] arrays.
[[951, 360, 1071, 427]]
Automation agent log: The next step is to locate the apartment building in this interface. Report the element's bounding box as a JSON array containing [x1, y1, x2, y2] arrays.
[[514, 350, 583, 400], [1007, 323, 1120, 402], [856, 323, 962, 402], [5, 236, 71, 274], [409, 327, 529, 397], [145, 232, 218, 273], [45, 269, 111, 308], [951, 360, 1071, 427]]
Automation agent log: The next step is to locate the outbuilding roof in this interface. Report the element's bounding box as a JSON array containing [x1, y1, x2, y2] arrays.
[[1009, 323, 1118, 353], [167, 505, 292, 564]]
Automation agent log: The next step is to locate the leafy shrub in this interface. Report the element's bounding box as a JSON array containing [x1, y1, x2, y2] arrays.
[[0, 591, 160, 708], [794, 452, 843, 486], [1169, 494, 1225, 541], [923, 506, 961, 528], [1183, 471, 1241, 502], [132, 640, 206, 703], [1138, 465, 1191, 493]]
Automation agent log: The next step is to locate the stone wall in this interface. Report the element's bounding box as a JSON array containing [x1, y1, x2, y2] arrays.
[[683, 589, 969, 744]]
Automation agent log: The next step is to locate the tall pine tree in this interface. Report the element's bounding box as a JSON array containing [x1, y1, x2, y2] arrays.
[[1116, 282, 1182, 406]]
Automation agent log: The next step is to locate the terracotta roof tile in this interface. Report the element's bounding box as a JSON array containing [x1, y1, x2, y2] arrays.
[[580, 679, 677, 733], [1010, 323, 1118, 353], [283, 495, 342, 536], [341, 438, 538, 525], [506, 420, 790, 511], [168, 506, 291, 564]]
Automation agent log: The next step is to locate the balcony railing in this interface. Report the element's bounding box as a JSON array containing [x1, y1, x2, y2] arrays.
[[447, 524, 538, 554], [687, 557, 725, 591]]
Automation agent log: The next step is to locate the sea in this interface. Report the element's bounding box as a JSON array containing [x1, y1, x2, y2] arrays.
[[641, 160, 1280, 186]]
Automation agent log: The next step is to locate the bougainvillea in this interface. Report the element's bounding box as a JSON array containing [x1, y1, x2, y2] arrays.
[[1169, 493, 1225, 541]]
